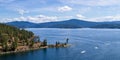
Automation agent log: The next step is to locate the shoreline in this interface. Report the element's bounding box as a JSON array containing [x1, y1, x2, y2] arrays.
[[0, 44, 71, 55]]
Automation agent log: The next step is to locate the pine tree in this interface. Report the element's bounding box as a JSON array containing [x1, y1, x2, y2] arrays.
[[43, 39, 47, 46]]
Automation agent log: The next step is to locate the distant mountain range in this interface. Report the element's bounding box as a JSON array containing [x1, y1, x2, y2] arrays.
[[6, 19, 120, 28]]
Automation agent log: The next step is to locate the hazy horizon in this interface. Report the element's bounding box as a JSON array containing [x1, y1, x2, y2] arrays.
[[3, 18, 120, 24]]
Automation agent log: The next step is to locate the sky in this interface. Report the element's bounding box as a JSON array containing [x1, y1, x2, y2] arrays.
[[0, 0, 120, 23]]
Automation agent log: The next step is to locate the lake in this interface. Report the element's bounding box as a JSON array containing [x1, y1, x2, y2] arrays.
[[0, 28, 120, 60]]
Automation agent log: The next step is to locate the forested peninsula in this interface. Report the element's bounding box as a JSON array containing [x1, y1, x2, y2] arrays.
[[0, 23, 69, 55]]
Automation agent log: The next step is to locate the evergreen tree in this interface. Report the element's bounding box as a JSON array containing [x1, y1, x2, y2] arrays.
[[43, 39, 47, 46]]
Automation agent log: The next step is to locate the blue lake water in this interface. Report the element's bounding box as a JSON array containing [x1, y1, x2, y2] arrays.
[[0, 28, 120, 60]]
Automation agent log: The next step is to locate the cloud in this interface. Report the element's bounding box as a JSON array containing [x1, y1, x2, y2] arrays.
[[88, 15, 120, 22], [58, 6, 72, 12], [76, 14, 86, 19], [2, 14, 120, 23], [16, 9, 29, 15], [3, 15, 58, 23], [76, 14, 120, 22], [28, 15, 58, 23], [2, 15, 74, 23]]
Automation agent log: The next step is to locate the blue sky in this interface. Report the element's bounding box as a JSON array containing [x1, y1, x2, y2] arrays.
[[0, 0, 120, 23]]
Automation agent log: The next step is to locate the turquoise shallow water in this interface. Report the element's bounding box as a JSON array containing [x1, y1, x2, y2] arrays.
[[0, 28, 120, 60]]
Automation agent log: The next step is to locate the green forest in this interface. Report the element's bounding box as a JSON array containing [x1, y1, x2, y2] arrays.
[[0, 23, 35, 52]]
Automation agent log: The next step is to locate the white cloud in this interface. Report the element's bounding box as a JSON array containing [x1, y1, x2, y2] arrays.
[[2, 15, 120, 23], [3, 15, 58, 23], [28, 15, 58, 23], [16, 9, 29, 15], [76, 14, 86, 19], [76, 14, 120, 22], [58, 6, 72, 12], [2, 15, 74, 23], [88, 15, 120, 22]]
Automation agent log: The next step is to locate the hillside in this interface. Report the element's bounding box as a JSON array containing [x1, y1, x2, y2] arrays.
[[36, 19, 97, 28], [0, 23, 37, 52], [6, 19, 120, 28]]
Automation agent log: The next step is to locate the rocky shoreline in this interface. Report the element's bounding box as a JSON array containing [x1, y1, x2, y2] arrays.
[[0, 43, 70, 55]]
